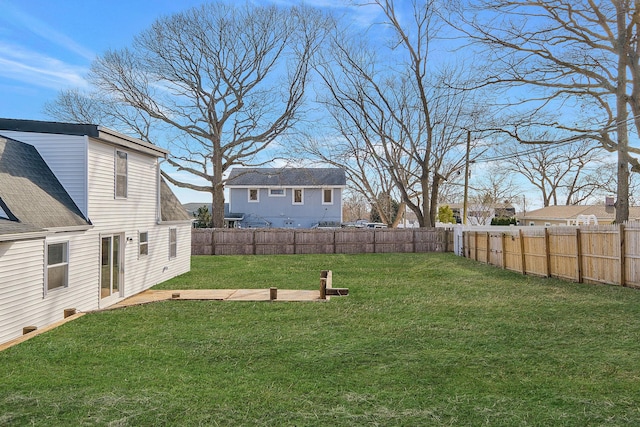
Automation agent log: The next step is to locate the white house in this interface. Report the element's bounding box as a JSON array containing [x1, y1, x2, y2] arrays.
[[226, 168, 347, 228], [0, 119, 192, 345]]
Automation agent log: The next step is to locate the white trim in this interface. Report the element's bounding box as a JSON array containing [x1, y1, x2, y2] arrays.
[[139, 231, 149, 257], [114, 149, 128, 199], [292, 188, 304, 205], [169, 228, 177, 259], [248, 188, 259, 203], [44, 240, 69, 295], [269, 188, 286, 197], [322, 188, 333, 205]]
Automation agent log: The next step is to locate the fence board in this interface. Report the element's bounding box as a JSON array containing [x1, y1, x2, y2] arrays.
[[462, 222, 640, 288], [521, 231, 548, 277], [192, 228, 452, 256], [626, 223, 640, 287]]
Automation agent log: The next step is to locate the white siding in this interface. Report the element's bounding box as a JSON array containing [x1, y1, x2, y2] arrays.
[[0, 131, 88, 217], [0, 232, 98, 344], [0, 135, 191, 345], [87, 139, 190, 305]]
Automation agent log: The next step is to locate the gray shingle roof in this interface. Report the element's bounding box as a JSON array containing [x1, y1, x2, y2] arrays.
[[227, 168, 346, 187], [520, 205, 640, 221], [0, 136, 90, 234], [160, 178, 192, 222]]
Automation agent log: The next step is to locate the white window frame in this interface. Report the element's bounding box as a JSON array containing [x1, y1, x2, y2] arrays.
[[45, 241, 69, 294], [139, 231, 149, 257], [169, 228, 177, 259], [293, 188, 304, 205], [322, 188, 333, 205], [269, 188, 286, 197], [248, 188, 259, 203], [115, 150, 128, 199]]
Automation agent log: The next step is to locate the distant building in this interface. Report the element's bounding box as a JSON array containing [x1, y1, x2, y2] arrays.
[[226, 168, 346, 228], [518, 204, 640, 226], [444, 202, 516, 225]]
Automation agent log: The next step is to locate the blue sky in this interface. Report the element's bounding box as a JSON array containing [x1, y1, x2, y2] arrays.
[[0, 0, 383, 204], [0, 0, 558, 210]]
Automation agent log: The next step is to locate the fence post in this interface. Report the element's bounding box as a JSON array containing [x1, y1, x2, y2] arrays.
[[486, 232, 490, 264], [544, 228, 552, 278], [501, 233, 507, 269], [519, 228, 526, 275], [575, 228, 583, 283], [474, 231, 479, 261], [293, 229, 297, 254], [252, 229, 257, 255], [619, 223, 626, 286]]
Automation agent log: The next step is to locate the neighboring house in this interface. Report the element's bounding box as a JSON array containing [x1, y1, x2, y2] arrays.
[[183, 202, 243, 228], [518, 204, 640, 226], [226, 168, 346, 228], [0, 119, 191, 345], [445, 202, 516, 225]]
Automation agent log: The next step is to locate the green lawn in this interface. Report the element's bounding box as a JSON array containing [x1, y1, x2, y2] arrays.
[[2, 253, 640, 426]]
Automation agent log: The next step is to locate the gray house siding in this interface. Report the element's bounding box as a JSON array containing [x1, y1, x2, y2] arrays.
[[227, 168, 346, 229], [229, 187, 343, 228]]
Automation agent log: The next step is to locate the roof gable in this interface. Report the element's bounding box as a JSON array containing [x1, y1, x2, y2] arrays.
[[0, 136, 90, 231], [227, 168, 346, 187], [0, 118, 168, 158], [160, 179, 191, 222]]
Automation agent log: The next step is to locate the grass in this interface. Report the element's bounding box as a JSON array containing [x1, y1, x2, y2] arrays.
[[2, 253, 640, 426]]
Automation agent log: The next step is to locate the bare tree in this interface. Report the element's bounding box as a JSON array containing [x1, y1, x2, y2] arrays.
[[465, 165, 519, 224], [493, 140, 607, 207], [46, 3, 331, 227], [456, 0, 640, 222], [307, 0, 482, 227]]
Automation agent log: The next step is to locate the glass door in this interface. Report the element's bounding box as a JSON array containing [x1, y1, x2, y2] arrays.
[[101, 235, 122, 299]]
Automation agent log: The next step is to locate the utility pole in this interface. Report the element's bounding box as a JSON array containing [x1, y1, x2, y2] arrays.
[[462, 130, 471, 225]]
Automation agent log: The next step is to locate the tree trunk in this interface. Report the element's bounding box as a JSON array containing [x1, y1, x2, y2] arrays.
[[211, 138, 225, 228], [616, 2, 631, 223]]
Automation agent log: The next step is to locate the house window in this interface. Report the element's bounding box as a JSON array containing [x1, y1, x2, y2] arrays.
[[139, 232, 149, 256], [115, 150, 128, 198], [323, 188, 333, 205], [169, 228, 177, 259], [269, 188, 285, 197], [46, 242, 69, 292], [293, 189, 303, 205], [248, 189, 259, 203]]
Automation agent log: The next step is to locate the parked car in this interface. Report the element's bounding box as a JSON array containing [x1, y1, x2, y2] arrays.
[[365, 222, 388, 229]]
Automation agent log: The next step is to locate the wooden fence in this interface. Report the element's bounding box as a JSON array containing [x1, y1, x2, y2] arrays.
[[192, 228, 453, 256], [463, 223, 640, 288]]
